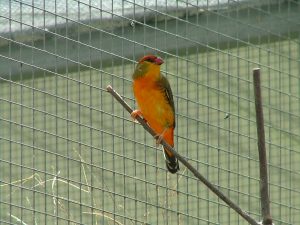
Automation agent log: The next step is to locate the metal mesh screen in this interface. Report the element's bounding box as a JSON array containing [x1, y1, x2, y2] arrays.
[[1, 0, 300, 224]]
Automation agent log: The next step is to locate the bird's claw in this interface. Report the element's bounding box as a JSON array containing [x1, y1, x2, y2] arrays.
[[154, 134, 164, 147], [131, 110, 145, 124], [154, 128, 168, 147], [131, 109, 142, 119]]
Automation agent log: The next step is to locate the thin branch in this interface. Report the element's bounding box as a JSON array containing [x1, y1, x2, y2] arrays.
[[106, 85, 259, 225], [253, 68, 273, 225]]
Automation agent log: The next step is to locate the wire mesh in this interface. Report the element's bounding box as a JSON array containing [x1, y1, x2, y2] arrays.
[[0, 0, 300, 224]]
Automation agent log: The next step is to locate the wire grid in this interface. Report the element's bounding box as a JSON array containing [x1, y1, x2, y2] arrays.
[[0, 0, 300, 224]]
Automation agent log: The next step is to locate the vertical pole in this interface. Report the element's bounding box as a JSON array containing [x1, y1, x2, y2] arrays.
[[253, 68, 273, 225]]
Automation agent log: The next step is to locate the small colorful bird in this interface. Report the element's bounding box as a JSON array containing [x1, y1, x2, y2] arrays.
[[131, 55, 179, 173]]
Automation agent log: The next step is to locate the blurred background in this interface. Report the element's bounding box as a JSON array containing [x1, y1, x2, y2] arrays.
[[0, 0, 299, 224]]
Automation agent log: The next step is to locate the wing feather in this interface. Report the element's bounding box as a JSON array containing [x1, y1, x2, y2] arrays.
[[156, 74, 176, 127]]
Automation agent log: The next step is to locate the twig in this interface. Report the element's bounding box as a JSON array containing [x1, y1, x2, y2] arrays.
[[82, 211, 124, 225], [106, 85, 259, 225], [253, 68, 273, 225], [9, 214, 29, 225]]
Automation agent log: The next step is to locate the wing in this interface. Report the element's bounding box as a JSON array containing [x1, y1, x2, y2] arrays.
[[156, 74, 176, 124]]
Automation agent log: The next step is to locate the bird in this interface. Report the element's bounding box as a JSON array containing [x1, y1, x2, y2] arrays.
[[131, 54, 179, 174]]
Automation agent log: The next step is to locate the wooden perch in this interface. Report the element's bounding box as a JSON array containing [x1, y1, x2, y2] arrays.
[[107, 85, 259, 225], [253, 68, 273, 225]]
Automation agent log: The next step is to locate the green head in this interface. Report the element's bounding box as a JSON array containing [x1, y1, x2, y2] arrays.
[[132, 55, 164, 80]]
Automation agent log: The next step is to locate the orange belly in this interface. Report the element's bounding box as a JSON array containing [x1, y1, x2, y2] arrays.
[[133, 79, 175, 146]]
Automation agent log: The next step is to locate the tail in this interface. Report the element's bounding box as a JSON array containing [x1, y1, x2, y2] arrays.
[[163, 147, 179, 174]]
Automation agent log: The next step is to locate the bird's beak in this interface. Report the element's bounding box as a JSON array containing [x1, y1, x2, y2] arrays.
[[155, 57, 164, 65]]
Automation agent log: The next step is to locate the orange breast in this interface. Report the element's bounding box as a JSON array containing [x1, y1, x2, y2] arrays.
[[133, 75, 175, 146]]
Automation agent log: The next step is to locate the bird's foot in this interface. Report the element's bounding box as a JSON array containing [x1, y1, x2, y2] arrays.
[[154, 134, 163, 147], [131, 110, 143, 124], [154, 128, 168, 147]]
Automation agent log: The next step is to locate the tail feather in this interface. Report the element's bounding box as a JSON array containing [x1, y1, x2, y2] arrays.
[[163, 147, 179, 174]]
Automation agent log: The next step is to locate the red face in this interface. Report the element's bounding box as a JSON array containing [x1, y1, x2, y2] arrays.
[[139, 55, 164, 65]]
